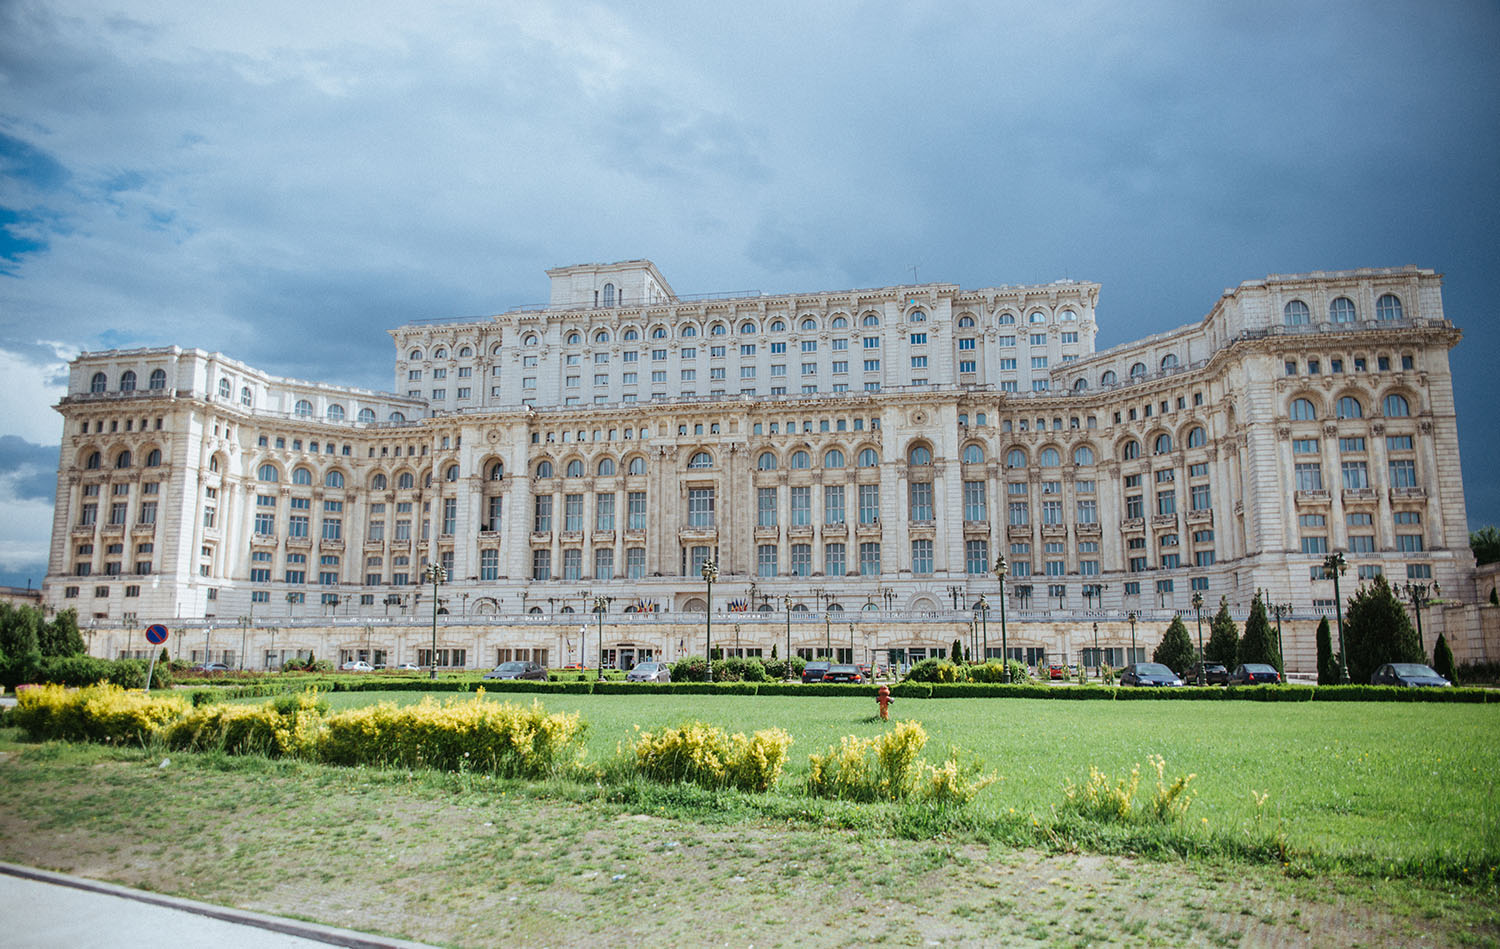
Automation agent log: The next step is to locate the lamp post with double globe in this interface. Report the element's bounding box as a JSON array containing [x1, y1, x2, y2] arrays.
[[1322, 552, 1350, 683], [593, 595, 609, 684], [423, 562, 446, 680], [783, 595, 793, 680], [1191, 591, 1205, 683], [994, 554, 1011, 682], [701, 559, 718, 682]]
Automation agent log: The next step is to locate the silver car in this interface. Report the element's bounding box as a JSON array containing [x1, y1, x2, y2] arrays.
[[626, 661, 671, 683]]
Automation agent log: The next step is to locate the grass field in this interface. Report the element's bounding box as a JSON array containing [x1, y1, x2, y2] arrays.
[[270, 689, 1500, 879]]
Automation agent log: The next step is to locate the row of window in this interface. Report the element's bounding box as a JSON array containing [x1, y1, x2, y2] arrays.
[[1288, 392, 1413, 420], [1283, 293, 1404, 326]]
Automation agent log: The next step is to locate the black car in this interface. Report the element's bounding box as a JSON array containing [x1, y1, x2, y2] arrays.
[[483, 660, 547, 681], [1118, 662, 1184, 687], [1228, 663, 1281, 686], [1192, 663, 1229, 686], [801, 661, 831, 683], [822, 664, 864, 683], [1370, 663, 1451, 687]]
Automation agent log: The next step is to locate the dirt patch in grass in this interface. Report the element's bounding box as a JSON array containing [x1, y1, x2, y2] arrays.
[[0, 743, 1494, 947]]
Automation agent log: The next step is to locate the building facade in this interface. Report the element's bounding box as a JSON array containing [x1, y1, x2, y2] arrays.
[[41, 261, 1489, 670]]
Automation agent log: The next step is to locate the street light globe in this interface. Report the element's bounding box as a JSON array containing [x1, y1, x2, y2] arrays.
[[993, 554, 1008, 580], [701, 559, 719, 583]]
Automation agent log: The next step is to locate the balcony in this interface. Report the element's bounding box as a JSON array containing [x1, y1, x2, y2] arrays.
[[530, 530, 552, 544], [1120, 517, 1145, 532], [962, 519, 990, 535], [787, 523, 814, 538], [1341, 488, 1376, 503], [1185, 508, 1214, 526], [754, 524, 780, 541], [590, 529, 615, 543], [364, 537, 386, 548], [855, 519, 882, 536], [320, 538, 344, 551], [72, 523, 97, 536], [1006, 522, 1032, 538], [1390, 486, 1427, 500], [1294, 489, 1330, 504], [1076, 522, 1102, 536], [680, 525, 718, 543], [287, 535, 313, 549], [1041, 523, 1068, 538], [1151, 513, 1178, 530], [251, 532, 277, 547]]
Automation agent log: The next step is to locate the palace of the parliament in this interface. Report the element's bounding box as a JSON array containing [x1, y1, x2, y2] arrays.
[[43, 260, 1492, 672]]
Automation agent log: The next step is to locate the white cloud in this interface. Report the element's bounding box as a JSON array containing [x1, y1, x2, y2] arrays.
[[0, 496, 54, 576], [0, 344, 73, 445]]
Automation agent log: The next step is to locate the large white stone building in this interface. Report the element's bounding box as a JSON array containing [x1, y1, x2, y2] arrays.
[[41, 261, 1492, 672]]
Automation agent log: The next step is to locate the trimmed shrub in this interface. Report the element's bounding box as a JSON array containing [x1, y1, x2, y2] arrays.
[[629, 720, 793, 792], [163, 691, 327, 757], [1432, 633, 1456, 684], [10, 683, 189, 744], [1344, 575, 1424, 684], [1153, 616, 1196, 675], [1205, 597, 1239, 668], [1316, 617, 1337, 685], [904, 658, 962, 683]]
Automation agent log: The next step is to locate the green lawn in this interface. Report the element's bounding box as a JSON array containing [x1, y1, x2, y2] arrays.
[[294, 689, 1500, 874]]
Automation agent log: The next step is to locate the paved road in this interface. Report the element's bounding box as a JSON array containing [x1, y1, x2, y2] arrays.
[[0, 863, 435, 948]]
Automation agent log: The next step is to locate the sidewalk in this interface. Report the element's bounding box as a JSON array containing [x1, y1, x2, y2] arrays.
[[0, 863, 436, 949]]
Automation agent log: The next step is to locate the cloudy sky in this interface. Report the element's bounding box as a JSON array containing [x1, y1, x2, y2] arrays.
[[1, 0, 1497, 588]]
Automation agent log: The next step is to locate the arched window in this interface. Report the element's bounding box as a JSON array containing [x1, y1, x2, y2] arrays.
[[628, 456, 647, 475], [962, 444, 983, 465], [565, 459, 584, 477], [688, 451, 713, 469], [258, 463, 279, 482], [1153, 433, 1173, 454], [371, 473, 388, 490], [1100, 370, 1117, 386], [679, 326, 695, 338], [357, 408, 375, 423], [434, 348, 448, 359], [389, 412, 406, 423], [790, 450, 810, 469], [294, 399, 313, 418], [862, 314, 880, 327], [459, 346, 473, 357], [1073, 378, 1088, 391], [149, 369, 167, 390], [602, 283, 615, 306], [326, 404, 345, 421], [292, 466, 313, 485], [709, 323, 726, 336], [445, 464, 460, 482], [84, 451, 101, 470], [491, 342, 504, 354], [1336, 396, 1364, 419], [325, 470, 345, 488], [1290, 398, 1317, 420], [594, 330, 610, 344], [487, 462, 503, 480], [534, 460, 553, 478], [1284, 300, 1310, 326], [1006, 448, 1027, 468], [1383, 394, 1410, 417], [115, 450, 132, 469], [1129, 362, 1147, 379], [770, 320, 785, 332], [1186, 426, 1207, 448], [653, 326, 669, 339], [566, 331, 581, 345], [1160, 354, 1179, 370], [858, 448, 879, 467], [909, 310, 926, 323], [90, 372, 107, 393], [1330, 297, 1356, 323], [593, 457, 613, 476], [1072, 445, 1095, 466], [409, 349, 423, 361], [624, 328, 640, 341], [824, 448, 845, 468], [523, 334, 539, 346], [120, 371, 136, 392], [241, 387, 253, 406], [1039, 447, 1061, 467], [1060, 309, 1077, 322], [757, 451, 778, 471], [145, 448, 162, 467], [1376, 294, 1403, 321], [795, 317, 814, 332], [908, 445, 932, 466], [218, 378, 231, 398], [741, 322, 758, 334], [957, 315, 974, 328], [1122, 440, 1141, 460], [208, 454, 220, 472], [831, 316, 847, 329], [398, 472, 416, 489], [997, 313, 1016, 325]]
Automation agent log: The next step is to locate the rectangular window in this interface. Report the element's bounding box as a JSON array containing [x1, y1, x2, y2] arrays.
[[1396, 534, 1425, 552], [910, 355, 927, 369], [757, 544, 778, 577], [824, 485, 845, 525], [628, 491, 647, 529], [688, 487, 715, 527], [790, 486, 811, 526], [911, 539, 933, 575], [1076, 498, 1098, 523], [562, 548, 582, 580], [801, 340, 817, 353], [825, 542, 846, 576], [1041, 499, 1063, 525], [440, 497, 457, 535], [859, 542, 881, 576], [758, 487, 778, 527], [595, 493, 615, 531], [965, 539, 989, 575], [864, 359, 880, 372], [1008, 501, 1029, 525], [479, 549, 499, 581], [1388, 459, 1417, 488], [593, 547, 613, 579], [626, 547, 645, 578], [1156, 490, 1176, 516], [909, 481, 933, 522], [138, 501, 157, 525], [1339, 437, 1367, 452], [534, 495, 553, 532], [1189, 484, 1211, 511], [1125, 495, 1143, 519], [532, 549, 551, 580], [1294, 463, 1323, 491], [790, 543, 812, 577], [963, 481, 986, 521], [1348, 534, 1376, 553], [858, 484, 880, 524], [1341, 461, 1369, 490], [1387, 435, 1414, 451], [1293, 438, 1319, 454], [564, 493, 584, 531], [1300, 536, 1329, 554]]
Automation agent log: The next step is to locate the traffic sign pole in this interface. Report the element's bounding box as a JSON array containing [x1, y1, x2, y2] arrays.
[[143, 625, 170, 691]]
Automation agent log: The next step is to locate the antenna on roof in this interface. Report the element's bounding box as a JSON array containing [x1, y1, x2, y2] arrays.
[[909, 261, 923, 284]]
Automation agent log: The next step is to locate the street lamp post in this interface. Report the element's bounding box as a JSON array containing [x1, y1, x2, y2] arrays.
[[238, 613, 251, 672], [701, 559, 718, 682], [424, 562, 446, 680], [1401, 581, 1440, 656], [203, 624, 211, 667], [783, 595, 792, 679], [1092, 620, 1099, 678], [1322, 552, 1350, 683], [977, 595, 989, 664], [1191, 591, 1204, 684], [1269, 599, 1292, 677], [994, 554, 1010, 682], [1127, 611, 1137, 666], [593, 595, 609, 684]]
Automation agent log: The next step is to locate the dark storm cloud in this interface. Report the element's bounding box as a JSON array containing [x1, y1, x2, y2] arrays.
[[0, 435, 58, 502]]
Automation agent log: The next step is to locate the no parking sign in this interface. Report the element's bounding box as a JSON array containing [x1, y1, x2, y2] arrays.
[[143, 624, 169, 689]]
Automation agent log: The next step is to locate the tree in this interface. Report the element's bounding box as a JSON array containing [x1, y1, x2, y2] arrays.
[[38, 608, 85, 657], [1152, 616, 1195, 674], [1471, 526, 1500, 566], [1237, 594, 1280, 671], [1315, 616, 1338, 685], [769, 643, 778, 660], [952, 638, 964, 665], [1343, 574, 1424, 684], [1432, 633, 1457, 684], [0, 603, 43, 687], [1204, 597, 1239, 667]]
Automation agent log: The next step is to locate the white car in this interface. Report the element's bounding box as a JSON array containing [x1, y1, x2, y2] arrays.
[[340, 660, 373, 672]]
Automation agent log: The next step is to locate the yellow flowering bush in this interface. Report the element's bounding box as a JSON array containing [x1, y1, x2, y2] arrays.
[[10, 683, 188, 745], [162, 691, 327, 757], [806, 720, 930, 801], [317, 691, 586, 778], [1063, 754, 1195, 823], [917, 755, 998, 806], [630, 721, 792, 792]]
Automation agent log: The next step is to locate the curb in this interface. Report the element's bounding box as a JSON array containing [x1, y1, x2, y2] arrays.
[[0, 862, 437, 948]]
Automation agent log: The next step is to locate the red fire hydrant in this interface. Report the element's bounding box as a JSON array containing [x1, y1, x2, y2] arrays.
[[876, 684, 893, 721]]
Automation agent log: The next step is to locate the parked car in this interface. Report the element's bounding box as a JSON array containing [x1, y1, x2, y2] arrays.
[[340, 660, 373, 672], [1370, 663, 1451, 687], [483, 660, 547, 681], [626, 661, 671, 683], [395, 662, 420, 671], [1047, 663, 1072, 680], [194, 662, 230, 673], [1191, 663, 1229, 686], [822, 664, 865, 683], [1228, 663, 1282, 686], [1118, 662, 1184, 687], [801, 661, 832, 683]]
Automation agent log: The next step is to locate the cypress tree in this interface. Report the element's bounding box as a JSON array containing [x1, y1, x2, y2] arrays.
[[1237, 594, 1280, 670], [1344, 574, 1424, 683], [952, 638, 965, 665], [1432, 632, 1456, 683], [38, 608, 86, 657], [1315, 616, 1337, 685], [1204, 597, 1239, 667], [1152, 616, 1196, 674]]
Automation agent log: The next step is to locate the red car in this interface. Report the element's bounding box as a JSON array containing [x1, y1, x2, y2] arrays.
[[1048, 664, 1070, 680]]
